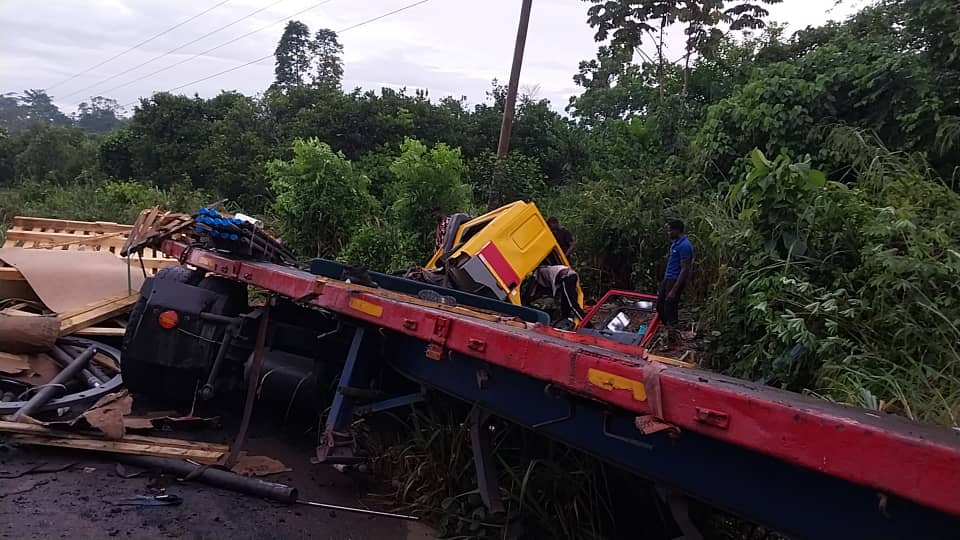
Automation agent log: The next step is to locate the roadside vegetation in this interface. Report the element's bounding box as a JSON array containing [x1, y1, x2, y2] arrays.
[[1, 0, 957, 535]]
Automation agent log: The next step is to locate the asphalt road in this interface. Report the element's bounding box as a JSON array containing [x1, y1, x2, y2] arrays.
[[0, 413, 435, 540]]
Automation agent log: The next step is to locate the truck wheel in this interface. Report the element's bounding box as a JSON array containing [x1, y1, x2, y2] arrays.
[[122, 266, 204, 397]]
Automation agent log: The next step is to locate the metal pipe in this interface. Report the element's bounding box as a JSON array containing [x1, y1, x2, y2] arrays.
[[51, 346, 105, 387], [199, 325, 236, 400], [13, 346, 95, 421], [110, 455, 297, 503], [60, 344, 112, 382], [296, 499, 419, 521]]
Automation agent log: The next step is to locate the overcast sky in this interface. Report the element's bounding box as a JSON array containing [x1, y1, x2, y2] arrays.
[[0, 0, 865, 115]]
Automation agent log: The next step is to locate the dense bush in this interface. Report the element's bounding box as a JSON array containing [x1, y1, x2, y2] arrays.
[[267, 138, 378, 258], [706, 145, 960, 425]]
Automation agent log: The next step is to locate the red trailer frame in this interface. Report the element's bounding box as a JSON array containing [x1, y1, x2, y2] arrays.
[[577, 289, 662, 349], [160, 240, 960, 517]]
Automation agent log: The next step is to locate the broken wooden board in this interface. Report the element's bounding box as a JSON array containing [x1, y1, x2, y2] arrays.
[[0, 420, 228, 464], [3, 215, 179, 275], [71, 327, 126, 337], [0, 352, 31, 375], [122, 207, 194, 257], [59, 294, 139, 336]]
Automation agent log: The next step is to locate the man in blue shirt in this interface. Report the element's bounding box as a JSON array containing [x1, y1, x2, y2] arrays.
[[657, 220, 694, 343]]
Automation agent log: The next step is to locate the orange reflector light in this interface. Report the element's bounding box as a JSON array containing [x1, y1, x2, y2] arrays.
[[158, 310, 179, 330]]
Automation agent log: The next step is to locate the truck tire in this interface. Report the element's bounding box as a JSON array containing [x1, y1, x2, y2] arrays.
[[122, 266, 204, 399]]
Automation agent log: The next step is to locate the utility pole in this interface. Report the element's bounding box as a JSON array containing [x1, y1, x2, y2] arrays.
[[496, 0, 533, 158]]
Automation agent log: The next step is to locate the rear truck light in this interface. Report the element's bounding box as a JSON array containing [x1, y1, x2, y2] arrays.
[[158, 310, 179, 330]]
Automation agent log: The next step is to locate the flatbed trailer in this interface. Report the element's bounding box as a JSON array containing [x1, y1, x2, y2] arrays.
[[138, 239, 960, 539]]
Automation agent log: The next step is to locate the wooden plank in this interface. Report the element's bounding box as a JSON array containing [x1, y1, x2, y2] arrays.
[[12, 216, 131, 234], [59, 294, 139, 336], [9, 435, 226, 463], [0, 420, 227, 451], [5, 230, 127, 250], [0, 267, 25, 281], [26, 231, 126, 250], [72, 327, 126, 337]]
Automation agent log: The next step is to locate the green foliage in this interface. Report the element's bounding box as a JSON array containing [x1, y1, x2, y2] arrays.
[[75, 96, 125, 134], [388, 138, 472, 258], [707, 146, 960, 426], [694, 4, 958, 180], [338, 221, 419, 272], [13, 124, 97, 184], [0, 179, 207, 224], [466, 151, 545, 209], [267, 138, 378, 258]]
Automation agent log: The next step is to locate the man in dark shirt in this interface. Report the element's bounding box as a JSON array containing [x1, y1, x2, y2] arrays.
[[657, 219, 694, 344], [547, 217, 574, 256], [432, 208, 447, 254]]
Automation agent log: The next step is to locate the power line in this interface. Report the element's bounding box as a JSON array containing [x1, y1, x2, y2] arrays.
[[120, 0, 434, 109], [98, 0, 337, 98], [46, 0, 234, 92], [336, 0, 431, 33], [61, 0, 288, 100]]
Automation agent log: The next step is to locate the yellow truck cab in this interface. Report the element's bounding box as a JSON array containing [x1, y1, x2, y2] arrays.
[[426, 201, 584, 313]]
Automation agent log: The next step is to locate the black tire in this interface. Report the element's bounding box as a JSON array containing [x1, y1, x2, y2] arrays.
[[122, 266, 203, 399]]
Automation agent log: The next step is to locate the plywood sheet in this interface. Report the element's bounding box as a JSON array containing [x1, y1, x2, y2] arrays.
[[0, 249, 144, 314]]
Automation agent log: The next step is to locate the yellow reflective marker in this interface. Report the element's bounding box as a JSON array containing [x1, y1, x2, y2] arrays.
[[587, 368, 647, 401], [349, 297, 383, 317]]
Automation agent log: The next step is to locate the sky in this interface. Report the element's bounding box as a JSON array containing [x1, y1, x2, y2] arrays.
[[0, 0, 865, 115]]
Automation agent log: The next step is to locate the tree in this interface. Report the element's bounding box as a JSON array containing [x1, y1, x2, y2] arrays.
[[19, 89, 70, 127], [75, 96, 125, 134], [466, 151, 545, 209], [312, 29, 344, 88], [0, 93, 25, 133], [267, 138, 378, 257], [583, 0, 780, 97], [273, 21, 314, 89], [388, 138, 472, 258], [13, 124, 96, 184]]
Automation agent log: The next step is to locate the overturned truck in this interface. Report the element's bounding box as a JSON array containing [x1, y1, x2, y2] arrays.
[[120, 206, 960, 540]]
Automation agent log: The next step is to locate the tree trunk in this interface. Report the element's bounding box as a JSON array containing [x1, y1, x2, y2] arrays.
[[0, 314, 59, 353]]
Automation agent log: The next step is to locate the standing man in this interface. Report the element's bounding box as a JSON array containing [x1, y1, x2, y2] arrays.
[[547, 217, 574, 257], [658, 219, 694, 345], [432, 208, 448, 254]]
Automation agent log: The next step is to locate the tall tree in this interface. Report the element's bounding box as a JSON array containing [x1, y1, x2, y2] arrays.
[[19, 89, 70, 126], [273, 21, 314, 89], [75, 96, 125, 134], [312, 29, 344, 88], [584, 0, 780, 97]]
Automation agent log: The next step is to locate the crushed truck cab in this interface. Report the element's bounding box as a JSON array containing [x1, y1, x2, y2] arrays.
[[426, 201, 584, 311]]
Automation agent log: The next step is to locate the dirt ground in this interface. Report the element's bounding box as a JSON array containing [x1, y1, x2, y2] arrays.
[[0, 412, 436, 540]]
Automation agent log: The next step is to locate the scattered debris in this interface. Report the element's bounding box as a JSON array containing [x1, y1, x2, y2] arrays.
[[0, 420, 229, 463], [111, 455, 299, 504], [0, 352, 31, 375], [230, 452, 292, 477]]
